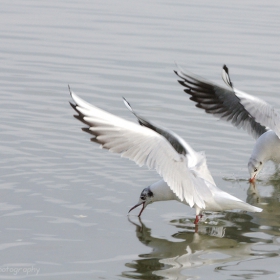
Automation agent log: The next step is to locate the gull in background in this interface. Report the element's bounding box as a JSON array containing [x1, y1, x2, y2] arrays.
[[175, 65, 280, 182], [69, 88, 262, 224]]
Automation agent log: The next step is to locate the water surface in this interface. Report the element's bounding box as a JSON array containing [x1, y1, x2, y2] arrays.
[[1, 0, 280, 279]]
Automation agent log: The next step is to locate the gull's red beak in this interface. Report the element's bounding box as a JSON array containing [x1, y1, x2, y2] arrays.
[[128, 202, 145, 217], [249, 175, 256, 183]]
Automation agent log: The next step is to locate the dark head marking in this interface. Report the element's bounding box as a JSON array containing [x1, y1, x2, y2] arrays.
[[140, 187, 153, 200]]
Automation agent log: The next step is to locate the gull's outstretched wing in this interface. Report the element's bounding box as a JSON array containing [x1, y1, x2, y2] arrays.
[[122, 98, 196, 158], [122, 97, 216, 186], [69, 89, 205, 209], [236, 88, 280, 139], [174, 65, 268, 139], [222, 65, 280, 137]]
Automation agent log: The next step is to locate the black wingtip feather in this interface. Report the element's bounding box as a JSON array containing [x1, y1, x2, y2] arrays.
[[184, 89, 192, 95], [222, 64, 234, 88], [69, 102, 76, 110], [82, 127, 96, 136]]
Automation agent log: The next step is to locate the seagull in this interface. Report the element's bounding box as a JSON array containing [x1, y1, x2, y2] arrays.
[[69, 88, 262, 224], [175, 65, 280, 182]]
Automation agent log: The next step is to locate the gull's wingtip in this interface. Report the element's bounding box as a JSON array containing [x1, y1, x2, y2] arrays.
[[174, 62, 185, 74], [221, 64, 234, 89], [122, 96, 128, 104], [68, 85, 75, 101], [69, 101, 76, 110], [68, 86, 79, 102], [68, 85, 73, 95], [123, 97, 133, 112], [223, 64, 228, 72]]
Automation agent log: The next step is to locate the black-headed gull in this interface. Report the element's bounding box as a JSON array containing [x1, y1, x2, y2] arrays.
[[175, 65, 280, 182], [69, 88, 262, 224]]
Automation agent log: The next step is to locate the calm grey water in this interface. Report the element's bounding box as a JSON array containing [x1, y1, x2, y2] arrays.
[[1, 0, 280, 279]]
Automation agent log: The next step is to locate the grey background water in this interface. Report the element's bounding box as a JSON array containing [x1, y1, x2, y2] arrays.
[[1, 0, 280, 279]]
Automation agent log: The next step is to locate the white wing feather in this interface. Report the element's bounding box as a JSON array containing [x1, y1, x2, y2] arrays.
[[70, 91, 206, 209], [237, 91, 280, 138], [221, 66, 276, 136]]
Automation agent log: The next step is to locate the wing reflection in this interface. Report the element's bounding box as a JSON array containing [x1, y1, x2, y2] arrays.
[[123, 216, 259, 279]]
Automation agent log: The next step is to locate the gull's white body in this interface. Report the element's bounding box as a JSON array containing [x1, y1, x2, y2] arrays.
[[69, 89, 262, 223], [149, 179, 261, 214], [175, 65, 280, 180], [250, 131, 280, 166]]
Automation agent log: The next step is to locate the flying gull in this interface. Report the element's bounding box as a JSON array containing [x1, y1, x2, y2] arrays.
[[175, 65, 280, 182], [69, 88, 262, 224]]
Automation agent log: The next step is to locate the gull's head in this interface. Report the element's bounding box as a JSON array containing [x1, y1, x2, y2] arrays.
[[128, 187, 154, 217], [248, 158, 263, 182]]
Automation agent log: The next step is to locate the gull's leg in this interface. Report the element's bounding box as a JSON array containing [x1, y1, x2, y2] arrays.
[[194, 214, 203, 224], [194, 208, 202, 224], [194, 215, 200, 224]]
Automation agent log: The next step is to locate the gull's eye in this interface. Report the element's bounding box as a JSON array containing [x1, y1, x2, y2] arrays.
[[260, 161, 262, 165], [140, 195, 145, 200], [254, 168, 258, 172]]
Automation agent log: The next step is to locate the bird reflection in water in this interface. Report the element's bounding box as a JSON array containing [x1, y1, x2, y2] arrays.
[[247, 175, 280, 231], [122, 215, 259, 279]]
